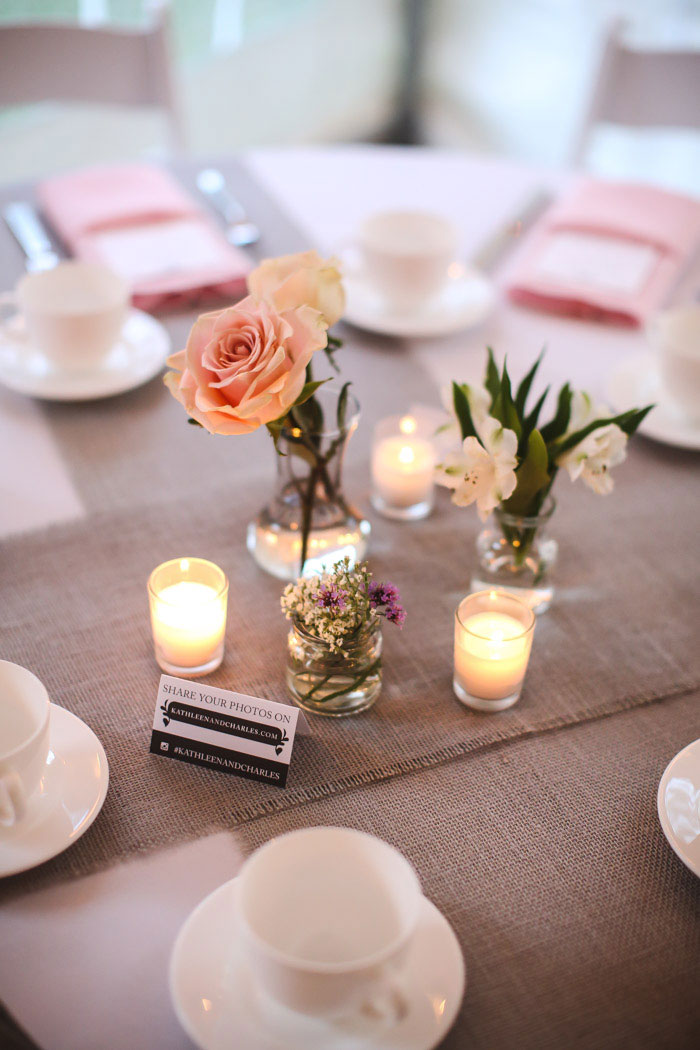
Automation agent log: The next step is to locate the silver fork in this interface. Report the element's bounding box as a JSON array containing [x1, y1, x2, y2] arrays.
[[3, 202, 61, 272], [196, 168, 260, 248]]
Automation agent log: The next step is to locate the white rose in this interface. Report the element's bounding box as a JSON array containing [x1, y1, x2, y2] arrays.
[[248, 250, 345, 328]]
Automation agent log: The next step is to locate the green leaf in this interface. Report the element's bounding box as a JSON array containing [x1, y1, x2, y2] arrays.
[[523, 385, 550, 434], [265, 417, 286, 453], [551, 405, 652, 459], [323, 344, 340, 373], [618, 404, 654, 435], [293, 379, 328, 411], [502, 429, 552, 516], [484, 347, 500, 405], [493, 358, 521, 436], [514, 349, 544, 416], [452, 382, 480, 443], [540, 383, 572, 445], [187, 417, 203, 427], [336, 381, 351, 431], [518, 384, 550, 458]]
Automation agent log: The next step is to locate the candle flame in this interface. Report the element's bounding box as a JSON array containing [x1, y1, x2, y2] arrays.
[[399, 415, 417, 435], [180, 558, 190, 573], [398, 445, 416, 465]]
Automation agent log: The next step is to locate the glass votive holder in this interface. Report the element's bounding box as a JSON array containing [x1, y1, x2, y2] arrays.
[[148, 557, 228, 677], [370, 413, 436, 521], [453, 589, 535, 712]]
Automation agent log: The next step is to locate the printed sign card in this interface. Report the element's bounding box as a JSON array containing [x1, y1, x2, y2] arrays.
[[150, 675, 309, 787]]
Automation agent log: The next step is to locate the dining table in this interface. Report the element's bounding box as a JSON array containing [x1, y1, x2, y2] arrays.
[[0, 145, 699, 1050]]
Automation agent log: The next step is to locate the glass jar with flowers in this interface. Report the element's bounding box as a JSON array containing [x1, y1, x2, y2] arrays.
[[436, 349, 653, 612], [164, 251, 369, 581], [281, 557, 405, 717]]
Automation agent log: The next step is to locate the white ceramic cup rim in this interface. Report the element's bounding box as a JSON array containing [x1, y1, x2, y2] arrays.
[[0, 660, 50, 762], [648, 305, 700, 362], [359, 210, 457, 258], [16, 261, 129, 318], [237, 826, 423, 974]]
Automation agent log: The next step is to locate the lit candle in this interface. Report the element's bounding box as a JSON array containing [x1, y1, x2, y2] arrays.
[[453, 590, 535, 711], [148, 558, 228, 676], [371, 415, 436, 520]]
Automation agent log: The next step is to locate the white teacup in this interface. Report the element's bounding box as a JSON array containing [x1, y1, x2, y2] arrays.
[[236, 826, 422, 1020], [648, 305, 700, 421], [0, 261, 129, 371], [357, 210, 458, 311], [0, 661, 51, 828]]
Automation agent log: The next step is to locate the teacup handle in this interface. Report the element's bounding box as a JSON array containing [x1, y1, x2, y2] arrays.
[[0, 292, 25, 341], [334, 239, 363, 279], [357, 964, 410, 1027], [0, 771, 26, 827]]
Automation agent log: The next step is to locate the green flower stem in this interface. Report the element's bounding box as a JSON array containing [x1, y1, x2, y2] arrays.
[[286, 403, 353, 576], [501, 522, 538, 568], [299, 461, 320, 573], [298, 671, 335, 702], [301, 658, 383, 705]]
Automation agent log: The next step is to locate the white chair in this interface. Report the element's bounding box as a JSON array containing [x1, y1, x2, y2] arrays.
[[573, 18, 700, 165], [0, 3, 183, 150]]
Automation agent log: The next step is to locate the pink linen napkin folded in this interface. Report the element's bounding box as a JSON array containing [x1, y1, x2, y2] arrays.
[[37, 164, 250, 311], [506, 179, 700, 327]]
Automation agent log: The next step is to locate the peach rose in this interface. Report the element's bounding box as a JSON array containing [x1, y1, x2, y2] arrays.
[[164, 295, 327, 435], [248, 250, 345, 328]]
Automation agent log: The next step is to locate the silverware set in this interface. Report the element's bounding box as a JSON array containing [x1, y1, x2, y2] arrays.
[[195, 167, 260, 248], [2, 168, 261, 273]]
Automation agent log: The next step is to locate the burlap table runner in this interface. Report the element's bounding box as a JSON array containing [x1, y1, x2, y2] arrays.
[[231, 690, 700, 1050], [1, 161, 699, 898]]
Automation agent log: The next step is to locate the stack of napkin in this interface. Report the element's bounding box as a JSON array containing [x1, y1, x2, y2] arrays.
[[38, 164, 250, 311], [507, 179, 700, 326]]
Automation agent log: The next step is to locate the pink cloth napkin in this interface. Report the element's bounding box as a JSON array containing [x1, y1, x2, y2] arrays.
[[507, 179, 700, 326], [37, 164, 250, 311]]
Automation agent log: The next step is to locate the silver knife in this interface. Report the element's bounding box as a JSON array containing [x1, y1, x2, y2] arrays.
[[3, 202, 61, 272], [196, 168, 260, 248], [472, 188, 553, 273]]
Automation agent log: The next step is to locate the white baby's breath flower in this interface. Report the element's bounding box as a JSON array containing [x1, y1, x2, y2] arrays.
[[436, 415, 518, 520], [557, 391, 628, 495]]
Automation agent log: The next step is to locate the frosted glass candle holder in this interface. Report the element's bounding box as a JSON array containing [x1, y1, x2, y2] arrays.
[[370, 413, 436, 521], [453, 590, 535, 712], [148, 557, 228, 677]]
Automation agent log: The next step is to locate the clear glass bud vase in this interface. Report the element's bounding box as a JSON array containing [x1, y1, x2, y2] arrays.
[[472, 497, 558, 613], [247, 389, 370, 581], [286, 619, 383, 716]]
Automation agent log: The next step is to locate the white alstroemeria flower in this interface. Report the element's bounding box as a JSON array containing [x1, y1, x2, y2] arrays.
[[440, 382, 491, 428], [557, 391, 628, 494], [436, 415, 518, 520], [435, 382, 492, 458]]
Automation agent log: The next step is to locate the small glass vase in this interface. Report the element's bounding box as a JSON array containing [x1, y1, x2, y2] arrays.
[[286, 619, 383, 717], [247, 388, 370, 581], [472, 497, 558, 614]]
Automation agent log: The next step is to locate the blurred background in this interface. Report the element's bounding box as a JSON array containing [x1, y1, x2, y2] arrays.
[[1, 0, 699, 193]]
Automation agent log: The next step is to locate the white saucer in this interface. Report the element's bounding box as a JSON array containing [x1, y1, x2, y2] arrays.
[[170, 879, 466, 1050], [607, 353, 700, 451], [0, 308, 170, 401], [657, 738, 700, 879], [0, 703, 109, 878], [343, 266, 495, 338]]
